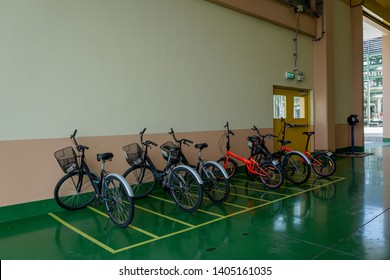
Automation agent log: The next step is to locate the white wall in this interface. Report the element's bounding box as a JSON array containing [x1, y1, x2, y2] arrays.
[[0, 0, 314, 141]]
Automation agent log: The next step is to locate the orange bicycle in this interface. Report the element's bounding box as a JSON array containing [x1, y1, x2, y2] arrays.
[[302, 131, 336, 177], [216, 122, 284, 189], [251, 118, 311, 184]]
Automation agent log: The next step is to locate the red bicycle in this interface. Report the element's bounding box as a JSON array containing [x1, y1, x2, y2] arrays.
[[251, 118, 312, 185], [302, 131, 336, 177], [216, 122, 284, 189]]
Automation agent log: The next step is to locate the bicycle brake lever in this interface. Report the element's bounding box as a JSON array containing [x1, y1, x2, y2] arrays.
[[71, 129, 77, 139]]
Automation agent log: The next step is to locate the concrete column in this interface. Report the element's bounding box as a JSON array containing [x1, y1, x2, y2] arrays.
[[351, 6, 364, 149], [313, 0, 335, 150]]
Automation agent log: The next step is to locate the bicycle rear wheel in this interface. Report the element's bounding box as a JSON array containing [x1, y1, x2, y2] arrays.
[[123, 165, 157, 199], [200, 161, 230, 203], [169, 165, 203, 212], [54, 171, 97, 210], [103, 174, 134, 228], [282, 152, 311, 184], [216, 157, 237, 179], [312, 153, 336, 177], [257, 161, 284, 189]]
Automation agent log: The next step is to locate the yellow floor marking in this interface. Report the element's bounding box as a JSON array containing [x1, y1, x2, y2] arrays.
[[230, 182, 290, 197], [87, 206, 159, 238], [134, 205, 195, 227], [50, 176, 346, 254], [148, 194, 224, 218], [227, 192, 270, 202], [223, 201, 248, 209], [48, 212, 116, 254]]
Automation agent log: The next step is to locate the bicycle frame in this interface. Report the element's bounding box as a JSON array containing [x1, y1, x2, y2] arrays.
[[72, 132, 133, 198], [223, 151, 269, 178], [275, 119, 311, 165], [138, 131, 180, 187]]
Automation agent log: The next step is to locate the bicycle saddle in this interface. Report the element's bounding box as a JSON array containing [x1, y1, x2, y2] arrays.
[[278, 139, 291, 145], [195, 143, 208, 150], [97, 153, 114, 161], [303, 131, 315, 136]]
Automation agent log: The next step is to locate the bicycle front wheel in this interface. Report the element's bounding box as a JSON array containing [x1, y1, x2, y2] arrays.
[[282, 152, 311, 184], [169, 165, 203, 212], [123, 165, 157, 199], [200, 161, 230, 203], [54, 171, 97, 210], [312, 153, 336, 177], [257, 161, 284, 189], [103, 174, 134, 228], [216, 157, 237, 179]]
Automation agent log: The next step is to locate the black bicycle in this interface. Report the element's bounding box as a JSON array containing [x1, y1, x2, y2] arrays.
[[54, 130, 134, 228], [168, 128, 230, 203], [122, 128, 204, 212], [251, 122, 311, 184]]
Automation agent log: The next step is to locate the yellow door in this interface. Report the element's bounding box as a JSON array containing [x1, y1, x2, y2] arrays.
[[273, 87, 310, 152]]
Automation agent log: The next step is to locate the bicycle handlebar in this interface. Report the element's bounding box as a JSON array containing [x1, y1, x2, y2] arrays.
[[251, 125, 276, 140], [169, 128, 193, 146], [280, 117, 295, 128], [225, 122, 235, 136], [139, 128, 157, 148], [70, 129, 89, 152]]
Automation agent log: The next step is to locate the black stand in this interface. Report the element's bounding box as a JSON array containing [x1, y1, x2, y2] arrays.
[[350, 124, 355, 155]]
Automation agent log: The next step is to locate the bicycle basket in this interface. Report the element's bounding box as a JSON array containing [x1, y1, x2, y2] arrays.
[[54, 146, 79, 173], [247, 136, 262, 154], [122, 143, 144, 166], [160, 141, 180, 163]]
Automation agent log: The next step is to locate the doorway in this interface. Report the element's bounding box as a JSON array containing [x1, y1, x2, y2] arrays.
[[273, 87, 310, 152]]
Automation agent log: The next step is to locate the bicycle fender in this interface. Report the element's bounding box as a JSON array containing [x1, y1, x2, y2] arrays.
[[172, 165, 204, 185], [284, 151, 311, 165], [105, 173, 134, 197], [204, 160, 229, 179]]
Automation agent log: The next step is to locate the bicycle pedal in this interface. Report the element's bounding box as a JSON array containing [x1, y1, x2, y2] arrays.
[[162, 185, 170, 194], [90, 200, 103, 207]]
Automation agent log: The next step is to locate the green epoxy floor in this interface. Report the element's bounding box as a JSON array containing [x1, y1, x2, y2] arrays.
[[1, 143, 390, 260]]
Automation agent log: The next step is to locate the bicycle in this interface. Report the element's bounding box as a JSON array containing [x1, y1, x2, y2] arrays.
[[168, 128, 230, 203], [251, 120, 311, 184], [216, 122, 284, 189], [54, 130, 135, 228], [302, 131, 337, 177], [122, 128, 204, 212]]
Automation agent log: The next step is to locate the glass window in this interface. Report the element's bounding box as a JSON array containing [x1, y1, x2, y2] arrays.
[[294, 96, 305, 119], [273, 95, 286, 118]]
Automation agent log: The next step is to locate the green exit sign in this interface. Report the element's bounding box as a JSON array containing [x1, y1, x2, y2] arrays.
[[285, 72, 295, 80]]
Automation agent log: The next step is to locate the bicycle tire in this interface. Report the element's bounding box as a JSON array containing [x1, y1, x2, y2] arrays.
[[200, 161, 230, 203], [123, 165, 157, 199], [216, 157, 238, 179], [54, 171, 97, 210], [312, 153, 336, 177], [103, 174, 135, 228], [282, 151, 311, 184], [257, 161, 284, 189], [169, 165, 203, 212]]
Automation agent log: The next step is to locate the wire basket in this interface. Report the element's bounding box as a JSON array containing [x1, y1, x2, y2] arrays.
[[54, 146, 79, 173], [160, 141, 180, 163], [247, 136, 262, 155], [122, 143, 144, 166]]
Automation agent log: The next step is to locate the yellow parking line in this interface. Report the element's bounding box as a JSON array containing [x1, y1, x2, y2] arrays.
[[87, 206, 159, 238], [48, 212, 116, 254], [135, 205, 195, 227], [50, 176, 346, 254]]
